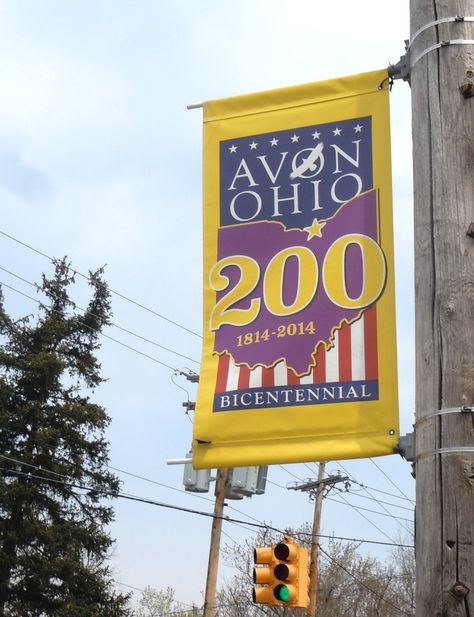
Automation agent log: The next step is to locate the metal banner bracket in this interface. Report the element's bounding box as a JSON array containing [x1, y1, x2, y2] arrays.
[[396, 432, 416, 462], [396, 432, 416, 478], [388, 48, 411, 83]]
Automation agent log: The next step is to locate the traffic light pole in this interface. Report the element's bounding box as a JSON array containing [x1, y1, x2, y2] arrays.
[[202, 468, 229, 617], [307, 462, 325, 617], [409, 1, 474, 614]]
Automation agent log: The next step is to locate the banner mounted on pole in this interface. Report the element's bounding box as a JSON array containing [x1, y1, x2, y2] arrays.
[[193, 69, 399, 469]]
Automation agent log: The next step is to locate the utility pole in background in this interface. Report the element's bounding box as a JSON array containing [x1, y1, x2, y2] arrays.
[[307, 462, 326, 617], [289, 464, 349, 617], [202, 468, 229, 617], [410, 1, 474, 614]]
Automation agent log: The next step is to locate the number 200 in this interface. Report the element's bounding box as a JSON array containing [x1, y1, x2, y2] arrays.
[[209, 233, 386, 331]]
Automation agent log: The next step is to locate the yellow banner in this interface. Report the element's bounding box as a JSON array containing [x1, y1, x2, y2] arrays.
[[193, 69, 399, 469]]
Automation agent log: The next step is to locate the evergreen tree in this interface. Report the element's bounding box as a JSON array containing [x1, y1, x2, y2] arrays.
[[0, 259, 131, 616]]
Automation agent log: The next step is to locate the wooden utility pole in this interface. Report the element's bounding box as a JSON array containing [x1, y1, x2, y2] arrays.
[[410, 1, 474, 614], [289, 464, 348, 616], [202, 468, 229, 617], [307, 462, 326, 617]]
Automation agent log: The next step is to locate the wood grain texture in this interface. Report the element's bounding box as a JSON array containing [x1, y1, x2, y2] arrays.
[[411, 1, 474, 615], [202, 468, 229, 617]]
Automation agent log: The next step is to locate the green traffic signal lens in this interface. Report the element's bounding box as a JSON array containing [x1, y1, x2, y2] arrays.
[[279, 586, 290, 602], [274, 584, 290, 602]]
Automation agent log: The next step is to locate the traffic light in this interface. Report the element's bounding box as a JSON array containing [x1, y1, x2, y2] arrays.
[[253, 536, 309, 608], [253, 546, 276, 604]]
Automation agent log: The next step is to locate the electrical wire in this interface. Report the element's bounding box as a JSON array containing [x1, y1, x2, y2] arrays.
[[279, 464, 414, 514], [220, 528, 241, 546], [105, 464, 413, 546], [324, 489, 398, 544], [0, 456, 413, 549], [339, 486, 414, 512], [277, 464, 306, 481], [0, 228, 202, 339], [277, 464, 400, 544], [0, 221, 416, 612], [357, 483, 415, 504], [108, 463, 282, 531], [303, 462, 318, 475], [0, 265, 200, 366], [1, 253, 416, 539], [337, 461, 414, 538], [0, 281, 178, 372], [0, 452, 268, 534], [1, 461, 414, 616], [142, 456, 413, 549], [0, 459, 415, 615], [369, 457, 413, 502], [263, 464, 412, 546], [265, 478, 288, 490], [327, 492, 413, 523]]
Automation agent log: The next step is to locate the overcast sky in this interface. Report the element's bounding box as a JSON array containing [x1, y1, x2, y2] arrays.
[[0, 1, 414, 610]]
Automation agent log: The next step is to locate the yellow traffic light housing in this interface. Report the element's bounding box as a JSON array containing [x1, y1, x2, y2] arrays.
[[253, 546, 275, 604], [253, 536, 309, 608]]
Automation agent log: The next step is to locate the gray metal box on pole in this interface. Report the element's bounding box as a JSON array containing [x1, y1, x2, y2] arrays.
[[182, 451, 211, 493]]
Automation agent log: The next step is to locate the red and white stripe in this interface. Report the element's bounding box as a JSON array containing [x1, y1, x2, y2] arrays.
[[215, 306, 378, 392]]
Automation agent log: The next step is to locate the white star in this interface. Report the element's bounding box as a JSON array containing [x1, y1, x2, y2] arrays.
[[354, 124, 363, 133], [312, 130, 321, 139], [229, 144, 237, 153], [249, 141, 258, 150], [270, 138, 279, 146], [333, 127, 342, 136], [291, 134, 300, 143]]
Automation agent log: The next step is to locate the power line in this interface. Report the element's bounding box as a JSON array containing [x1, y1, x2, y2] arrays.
[[326, 462, 414, 505], [278, 463, 411, 521], [336, 461, 414, 538], [0, 451, 264, 533], [266, 478, 288, 490], [0, 456, 413, 549], [7, 461, 409, 548], [0, 228, 202, 339], [271, 468, 413, 523], [0, 265, 200, 366], [327, 492, 414, 523], [0, 457, 415, 615], [324, 467, 415, 505], [107, 463, 267, 528], [281, 462, 414, 507], [333, 485, 414, 512], [0, 464, 220, 517], [0, 462, 415, 615], [349, 480, 415, 505], [0, 281, 179, 373], [325, 489, 398, 544], [277, 464, 304, 481], [369, 457, 413, 502], [102, 462, 415, 542], [266, 464, 406, 544], [108, 463, 294, 532]]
